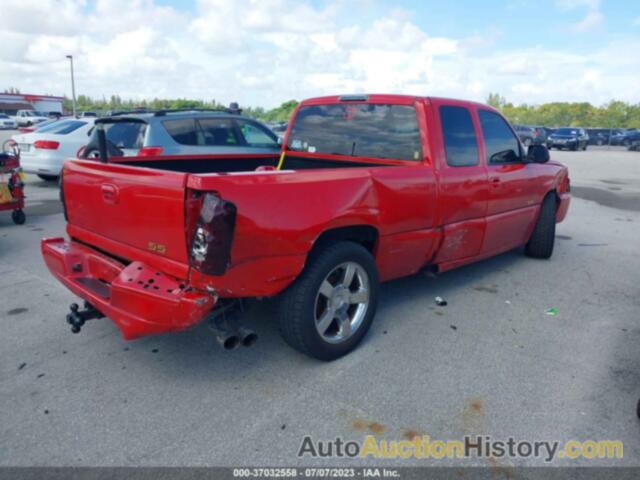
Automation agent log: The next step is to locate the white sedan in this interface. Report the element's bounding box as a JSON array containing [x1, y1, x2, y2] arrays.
[[0, 114, 18, 129], [12, 118, 95, 181]]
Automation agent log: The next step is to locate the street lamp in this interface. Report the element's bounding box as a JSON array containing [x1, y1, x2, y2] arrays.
[[66, 55, 77, 117]]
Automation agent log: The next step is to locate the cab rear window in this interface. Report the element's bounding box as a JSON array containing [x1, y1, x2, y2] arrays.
[[287, 104, 422, 161]]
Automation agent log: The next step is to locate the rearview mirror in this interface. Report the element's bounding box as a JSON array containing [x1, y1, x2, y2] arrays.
[[526, 144, 550, 163]]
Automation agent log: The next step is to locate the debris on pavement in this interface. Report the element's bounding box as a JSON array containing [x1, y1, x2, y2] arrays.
[[435, 296, 447, 306], [546, 307, 558, 316]]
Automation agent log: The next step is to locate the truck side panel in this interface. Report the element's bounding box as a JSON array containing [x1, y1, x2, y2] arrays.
[[187, 164, 439, 292]]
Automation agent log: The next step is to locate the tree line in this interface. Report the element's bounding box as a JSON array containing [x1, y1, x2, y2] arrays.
[[59, 93, 640, 129], [487, 93, 640, 129], [61, 95, 299, 123]]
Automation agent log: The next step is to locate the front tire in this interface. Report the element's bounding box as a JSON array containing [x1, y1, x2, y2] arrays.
[[277, 242, 379, 361], [525, 194, 556, 259]]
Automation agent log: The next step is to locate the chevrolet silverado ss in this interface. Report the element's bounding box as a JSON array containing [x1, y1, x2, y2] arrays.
[[42, 95, 570, 360]]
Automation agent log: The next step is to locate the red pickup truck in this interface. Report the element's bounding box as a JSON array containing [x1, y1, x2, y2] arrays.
[[42, 95, 570, 360]]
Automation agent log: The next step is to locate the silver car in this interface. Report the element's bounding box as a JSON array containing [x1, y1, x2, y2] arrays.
[[81, 110, 280, 157]]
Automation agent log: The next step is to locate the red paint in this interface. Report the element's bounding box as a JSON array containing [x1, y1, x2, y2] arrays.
[[43, 95, 571, 340]]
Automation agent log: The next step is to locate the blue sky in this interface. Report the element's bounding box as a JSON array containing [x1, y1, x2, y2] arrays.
[[2, 0, 639, 108]]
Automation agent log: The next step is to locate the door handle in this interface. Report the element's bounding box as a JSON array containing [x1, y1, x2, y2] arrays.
[[101, 184, 119, 204], [490, 177, 501, 184]]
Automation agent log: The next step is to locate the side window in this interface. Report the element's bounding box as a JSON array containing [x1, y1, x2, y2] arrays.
[[478, 110, 522, 164], [439, 105, 479, 167], [237, 120, 278, 147], [198, 118, 240, 146]]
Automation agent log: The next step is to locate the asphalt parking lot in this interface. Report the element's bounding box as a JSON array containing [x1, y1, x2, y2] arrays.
[[1, 130, 639, 468]]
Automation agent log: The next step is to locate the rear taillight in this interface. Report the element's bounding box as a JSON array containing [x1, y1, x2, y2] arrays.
[[138, 146, 163, 157], [33, 140, 60, 150], [188, 192, 237, 275]]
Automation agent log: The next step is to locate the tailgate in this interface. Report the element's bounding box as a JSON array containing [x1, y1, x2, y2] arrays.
[[63, 160, 190, 265]]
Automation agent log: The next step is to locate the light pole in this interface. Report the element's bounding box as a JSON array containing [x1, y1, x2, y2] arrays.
[[66, 55, 77, 117]]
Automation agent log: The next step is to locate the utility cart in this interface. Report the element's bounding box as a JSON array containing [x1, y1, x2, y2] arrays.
[[0, 146, 26, 225]]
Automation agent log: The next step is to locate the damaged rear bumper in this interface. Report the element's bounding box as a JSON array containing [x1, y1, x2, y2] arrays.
[[41, 237, 216, 339]]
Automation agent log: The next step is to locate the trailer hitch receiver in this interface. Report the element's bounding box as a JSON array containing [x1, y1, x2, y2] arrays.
[[66, 301, 104, 334]]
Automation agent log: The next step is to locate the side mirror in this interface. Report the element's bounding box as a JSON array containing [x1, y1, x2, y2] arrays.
[[526, 144, 550, 163]]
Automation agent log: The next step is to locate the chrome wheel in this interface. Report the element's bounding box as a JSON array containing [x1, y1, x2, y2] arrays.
[[314, 261, 370, 344]]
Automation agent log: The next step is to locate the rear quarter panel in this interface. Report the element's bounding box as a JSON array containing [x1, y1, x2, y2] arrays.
[[188, 164, 438, 294]]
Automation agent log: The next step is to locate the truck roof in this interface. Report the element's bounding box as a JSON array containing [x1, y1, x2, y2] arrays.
[[300, 94, 494, 110]]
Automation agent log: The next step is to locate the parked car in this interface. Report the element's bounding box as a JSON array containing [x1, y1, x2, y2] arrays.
[[586, 128, 611, 145], [0, 114, 17, 130], [12, 118, 95, 181], [609, 129, 632, 146], [625, 130, 640, 151], [12, 109, 49, 127], [618, 129, 640, 147], [547, 127, 589, 150], [80, 110, 280, 157], [514, 125, 547, 146], [78, 111, 98, 118], [43, 94, 570, 360]]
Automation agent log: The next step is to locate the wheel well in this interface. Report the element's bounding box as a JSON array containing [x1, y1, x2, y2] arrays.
[[310, 226, 379, 257]]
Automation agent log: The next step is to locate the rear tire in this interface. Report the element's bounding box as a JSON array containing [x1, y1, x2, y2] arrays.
[[525, 194, 556, 259], [277, 241, 379, 361], [37, 174, 59, 182]]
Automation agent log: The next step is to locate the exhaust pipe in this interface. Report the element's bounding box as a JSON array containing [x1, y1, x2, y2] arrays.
[[237, 327, 258, 347], [215, 331, 241, 350], [207, 299, 257, 350], [209, 321, 241, 350]]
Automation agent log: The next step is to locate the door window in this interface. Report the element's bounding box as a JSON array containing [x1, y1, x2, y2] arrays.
[[439, 105, 479, 167], [478, 110, 522, 164]]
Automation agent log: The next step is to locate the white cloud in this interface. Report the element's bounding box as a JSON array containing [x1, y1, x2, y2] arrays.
[[556, 0, 603, 32], [572, 10, 603, 32], [0, 0, 638, 108]]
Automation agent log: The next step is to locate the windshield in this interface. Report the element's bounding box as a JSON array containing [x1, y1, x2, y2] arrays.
[[0, 114, 9, 119], [555, 128, 578, 135], [36, 119, 89, 135], [287, 103, 422, 161]]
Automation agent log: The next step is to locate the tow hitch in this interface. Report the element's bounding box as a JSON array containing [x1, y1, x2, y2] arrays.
[[207, 299, 257, 350], [66, 301, 104, 334]]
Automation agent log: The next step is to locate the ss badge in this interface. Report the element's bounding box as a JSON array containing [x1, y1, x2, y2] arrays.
[[148, 242, 166, 254]]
